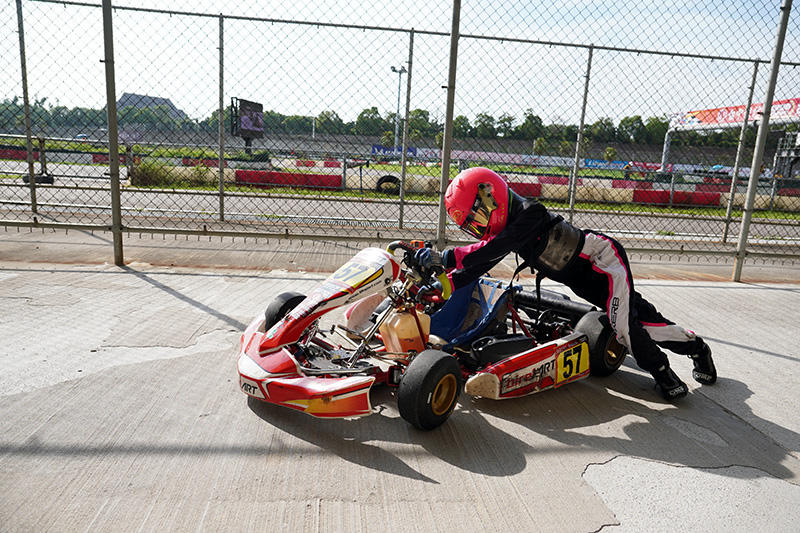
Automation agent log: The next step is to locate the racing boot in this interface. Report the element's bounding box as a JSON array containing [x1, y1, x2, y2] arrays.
[[689, 341, 717, 385], [651, 364, 688, 401]]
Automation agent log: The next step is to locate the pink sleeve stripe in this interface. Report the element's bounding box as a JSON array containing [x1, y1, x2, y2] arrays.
[[453, 240, 490, 269]]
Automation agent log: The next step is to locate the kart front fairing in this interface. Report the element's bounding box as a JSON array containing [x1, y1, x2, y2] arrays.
[[260, 247, 399, 353], [239, 332, 376, 418], [237, 247, 400, 418]]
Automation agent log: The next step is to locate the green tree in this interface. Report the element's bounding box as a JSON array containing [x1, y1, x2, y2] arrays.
[[617, 115, 648, 144], [380, 130, 394, 147], [453, 115, 471, 138], [562, 124, 579, 142], [263, 110, 286, 133], [545, 123, 566, 141], [515, 109, 544, 140], [604, 146, 618, 162], [354, 107, 385, 136], [283, 115, 311, 134], [408, 109, 434, 138], [205, 106, 232, 133], [0, 98, 23, 128], [533, 137, 549, 155], [497, 113, 515, 138], [50, 105, 70, 127], [587, 118, 616, 142], [645, 116, 669, 143], [316, 110, 345, 134], [474, 113, 496, 139], [408, 129, 424, 144], [577, 136, 592, 158]]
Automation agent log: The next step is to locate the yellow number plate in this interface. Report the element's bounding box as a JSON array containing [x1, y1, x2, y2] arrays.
[[556, 342, 590, 386]]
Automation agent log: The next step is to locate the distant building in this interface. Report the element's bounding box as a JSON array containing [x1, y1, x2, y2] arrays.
[[116, 93, 187, 121]]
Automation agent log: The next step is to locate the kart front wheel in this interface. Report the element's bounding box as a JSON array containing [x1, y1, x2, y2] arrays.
[[398, 350, 462, 430], [576, 311, 628, 377], [264, 292, 306, 330]]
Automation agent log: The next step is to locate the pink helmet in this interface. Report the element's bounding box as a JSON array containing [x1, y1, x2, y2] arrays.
[[445, 167, 511, 240]]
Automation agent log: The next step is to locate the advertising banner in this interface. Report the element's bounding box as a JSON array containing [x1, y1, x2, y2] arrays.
[[670, 97, 800, 128]]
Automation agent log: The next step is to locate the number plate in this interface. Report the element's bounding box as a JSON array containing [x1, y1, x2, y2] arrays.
[[555, 341, 590, 387]]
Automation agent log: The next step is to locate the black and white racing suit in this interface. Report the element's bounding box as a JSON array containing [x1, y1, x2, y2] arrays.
[[441, 194, 703, 373]]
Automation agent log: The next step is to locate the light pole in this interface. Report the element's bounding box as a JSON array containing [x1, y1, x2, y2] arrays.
[[391, 65, 407, 152]]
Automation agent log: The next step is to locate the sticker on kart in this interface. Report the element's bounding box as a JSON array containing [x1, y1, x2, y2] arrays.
[[499, 358, 556, 396], [555, 339, 590, 387], [328, 248, 395, 292]]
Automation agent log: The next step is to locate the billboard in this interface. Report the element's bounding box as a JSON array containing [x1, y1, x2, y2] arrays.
[[670, 97, 800, 129], [233, 98, 264, 138]]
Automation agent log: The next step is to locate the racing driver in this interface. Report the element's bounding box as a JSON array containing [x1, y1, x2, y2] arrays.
[[416, 166, 717, 401]]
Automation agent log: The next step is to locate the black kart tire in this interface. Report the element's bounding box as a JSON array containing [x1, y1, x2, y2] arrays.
[[264, 292, 306, 330], [575, 311, 628, 377], [398, 350, 462, 430], [376, 175, 400, 195]]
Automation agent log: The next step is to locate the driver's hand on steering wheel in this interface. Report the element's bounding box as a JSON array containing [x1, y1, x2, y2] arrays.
[[414, 247, 443, 269]]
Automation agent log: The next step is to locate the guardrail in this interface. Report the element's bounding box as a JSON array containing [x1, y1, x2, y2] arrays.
[[2, 134, 798, 272]]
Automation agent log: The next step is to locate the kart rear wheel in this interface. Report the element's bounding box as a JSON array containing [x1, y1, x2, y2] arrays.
[[397, 350, 462, 430], [264, 292, 306, 330], [576, 311, 628, 377]]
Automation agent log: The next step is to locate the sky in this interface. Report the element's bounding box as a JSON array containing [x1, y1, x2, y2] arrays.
[[3, 1, 799, 129]]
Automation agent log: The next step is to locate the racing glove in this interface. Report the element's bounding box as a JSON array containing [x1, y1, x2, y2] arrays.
[[414, 247, 443, 268]]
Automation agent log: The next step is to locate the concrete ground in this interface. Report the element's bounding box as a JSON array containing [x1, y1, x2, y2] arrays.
[[1, 228, 799, 532]]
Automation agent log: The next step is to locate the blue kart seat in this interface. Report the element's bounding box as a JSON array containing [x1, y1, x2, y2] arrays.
[[430, 277, 520, 351]]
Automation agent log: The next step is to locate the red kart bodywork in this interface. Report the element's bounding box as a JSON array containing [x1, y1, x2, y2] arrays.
[[464, 333, 590, 400], [237, 244, 606, 422], [238, 247, 399, 417], [239, 319, 381, 418]]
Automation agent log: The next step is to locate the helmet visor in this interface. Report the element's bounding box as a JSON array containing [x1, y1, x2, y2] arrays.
[[459, 187, 496, 239]]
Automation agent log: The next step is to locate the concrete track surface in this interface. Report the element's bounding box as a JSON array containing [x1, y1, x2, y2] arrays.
[[1, 230, 799, 532]]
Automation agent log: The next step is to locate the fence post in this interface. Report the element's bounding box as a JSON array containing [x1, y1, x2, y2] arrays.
[[218, 14, 226, 222], [38, 137, 48, 178], [723, 61, 759, 243], [436, 0, 461, 249], [102, 0, 124, 266], [399, 29, 414, 230], [16, 0, 37, 213], [659, 129, 673, 172], [669, 172, 676, 207], [733, 0, 792, 281], [569, 45, 593, 223], [341, 156, 347, 192], [126, 145, 134, 177]]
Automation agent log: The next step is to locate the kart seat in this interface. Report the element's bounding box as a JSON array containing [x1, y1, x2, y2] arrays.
[[430, 277, 520, 351]]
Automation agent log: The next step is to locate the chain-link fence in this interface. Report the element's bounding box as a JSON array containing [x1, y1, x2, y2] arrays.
[[2, 1, 799, 271]]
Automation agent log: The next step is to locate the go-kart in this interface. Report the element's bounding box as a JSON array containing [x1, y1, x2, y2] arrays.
[[237, 241, 628, 430]]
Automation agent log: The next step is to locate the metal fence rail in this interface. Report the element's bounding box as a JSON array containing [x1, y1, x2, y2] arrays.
[[2, 0, 799, 275]]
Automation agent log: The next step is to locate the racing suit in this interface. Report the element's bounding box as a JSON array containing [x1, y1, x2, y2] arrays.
[[441, 194, 704, 373]]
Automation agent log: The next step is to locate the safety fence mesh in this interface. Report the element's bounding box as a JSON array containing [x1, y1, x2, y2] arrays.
[[2, 0, 799, 259]]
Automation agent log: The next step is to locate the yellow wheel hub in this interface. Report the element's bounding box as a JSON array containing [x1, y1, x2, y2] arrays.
[[431, 374, 457, 416]]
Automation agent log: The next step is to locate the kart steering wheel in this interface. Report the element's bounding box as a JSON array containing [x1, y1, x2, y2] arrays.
[[386, 240, 451, 302]]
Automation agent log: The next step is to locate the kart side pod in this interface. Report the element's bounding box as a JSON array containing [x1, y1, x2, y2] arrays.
[[464, 332, 590, 400]]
